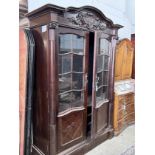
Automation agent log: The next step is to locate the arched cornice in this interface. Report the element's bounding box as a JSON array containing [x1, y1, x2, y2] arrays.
[[26, 4, 123, 30], [65, 6, 123, 29]]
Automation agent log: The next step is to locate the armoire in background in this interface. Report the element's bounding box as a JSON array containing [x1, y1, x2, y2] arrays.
[[26, 4, 122, 155], [114, 39, 134, 81], [114, 39, 135, 135]]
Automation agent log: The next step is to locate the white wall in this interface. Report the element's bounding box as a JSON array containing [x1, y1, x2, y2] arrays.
[[28, 0, 135, 39]]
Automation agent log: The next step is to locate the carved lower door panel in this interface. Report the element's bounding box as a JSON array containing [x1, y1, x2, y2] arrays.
[[57, 110, 84, 151], [96, 103, 108, 133]]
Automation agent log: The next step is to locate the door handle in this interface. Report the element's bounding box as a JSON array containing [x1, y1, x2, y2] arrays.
[[95, 76, 99, 91], [85, 74, 88, 86]]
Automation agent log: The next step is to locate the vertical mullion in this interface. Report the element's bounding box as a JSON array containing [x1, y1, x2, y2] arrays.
[[106, 39, 111, 99], [101, 37, 110, 100], [71, 34, 73, 108], [101, 71, 103, 87], [98, 39, 104, 91], [103, 55, 106, 100], [83, 35, 87, 107], [83, 36, 85, 100], [61, 56, 63, 77], [91, 31, 98, 138]]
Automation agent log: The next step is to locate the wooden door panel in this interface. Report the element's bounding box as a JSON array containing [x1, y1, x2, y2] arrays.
[[96, 103, 108, 133], [57, 110, 84, 150]]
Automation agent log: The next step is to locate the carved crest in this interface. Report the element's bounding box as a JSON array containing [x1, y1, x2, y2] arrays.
[[67, 11, 107, 30]]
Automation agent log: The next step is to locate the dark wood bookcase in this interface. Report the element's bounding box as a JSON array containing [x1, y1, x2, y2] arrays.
[[26, 4, 122, 155]]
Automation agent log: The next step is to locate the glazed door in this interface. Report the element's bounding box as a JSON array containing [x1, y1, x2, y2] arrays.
[[56, 27, 89, 152], [92, 32, 112, 135]]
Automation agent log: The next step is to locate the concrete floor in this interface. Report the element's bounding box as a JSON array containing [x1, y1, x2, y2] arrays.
[[85, 125, 135, 155]]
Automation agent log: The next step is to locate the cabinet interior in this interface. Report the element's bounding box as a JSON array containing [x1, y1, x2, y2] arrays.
[[87, 32, 94, 136]]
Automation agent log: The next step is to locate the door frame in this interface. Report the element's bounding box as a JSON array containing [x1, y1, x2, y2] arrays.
[[91, 31, 114, 137]]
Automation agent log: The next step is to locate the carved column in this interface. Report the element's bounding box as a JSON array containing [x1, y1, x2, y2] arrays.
[[48, 22, 58, 155]]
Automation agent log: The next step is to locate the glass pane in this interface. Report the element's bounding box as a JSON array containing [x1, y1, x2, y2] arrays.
[[58, 34, 85, 112], [72, 35, 84, 55], [72, 73, 83, 89], [97, 72, 103, 88], [96, 87, 103, 103], [72, 91, 84, 107], [59, 74, 71, 93], [73, 55, 83, 72], [99, 38, 109, 55], [97, 55, 104, 72], [96, 86, 108, 103], [103, 71, 108, 85], [104, 56, 109, 70], [103, 86, 108, 99], [59, 92, 71, 112], [58, 54, 71, 74], [59, 34, 71, 54]]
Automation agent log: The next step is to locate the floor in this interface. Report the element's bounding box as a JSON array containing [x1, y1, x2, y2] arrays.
[[85, 125, 135, 155]]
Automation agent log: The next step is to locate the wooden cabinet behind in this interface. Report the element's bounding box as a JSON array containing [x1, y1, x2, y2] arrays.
[[114, 76, 135, 135], [114, 39, 134, 81], [114, 39, 135, 136], [114, 92, 135, 135]]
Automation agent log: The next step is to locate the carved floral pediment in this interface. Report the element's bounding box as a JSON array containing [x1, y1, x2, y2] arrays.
[[67, 11, 107, 30]]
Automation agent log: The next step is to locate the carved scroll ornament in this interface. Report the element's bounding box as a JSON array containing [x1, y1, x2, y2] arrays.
[[67, 11, 107, 30]]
